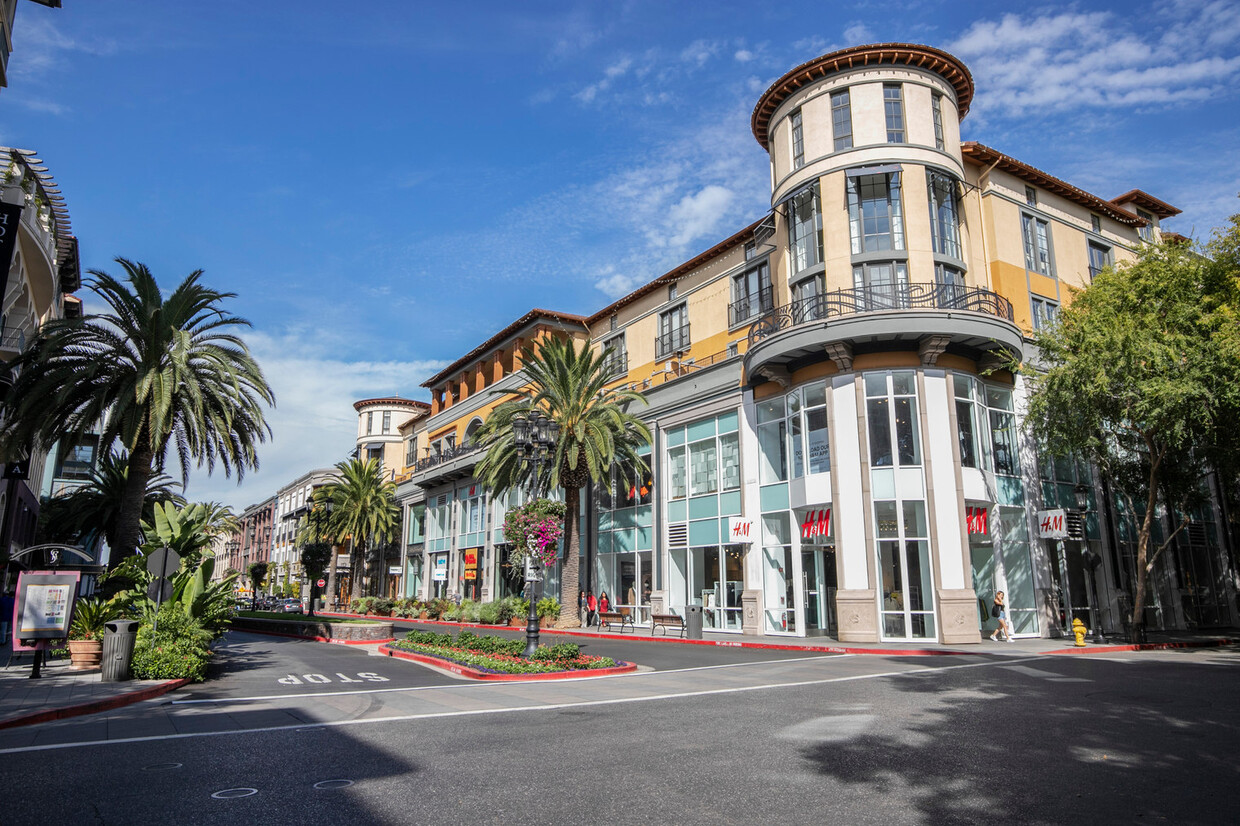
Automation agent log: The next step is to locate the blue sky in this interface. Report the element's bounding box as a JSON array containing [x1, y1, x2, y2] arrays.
[[2, 0, 1238, 511]]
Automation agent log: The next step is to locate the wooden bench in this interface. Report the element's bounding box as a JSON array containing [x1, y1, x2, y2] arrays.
[[651, 612, 685, 637], [598, 611, 634, 633]]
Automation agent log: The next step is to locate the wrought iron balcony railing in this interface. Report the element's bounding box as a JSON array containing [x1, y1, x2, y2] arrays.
[[654, 324, 691, 360], [747, 282, 1014, 347], [415, 441, 482, 473], [729, 287, 775, 327]]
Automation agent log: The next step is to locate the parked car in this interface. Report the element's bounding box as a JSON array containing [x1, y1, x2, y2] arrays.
[[277, 598, 304, 614]]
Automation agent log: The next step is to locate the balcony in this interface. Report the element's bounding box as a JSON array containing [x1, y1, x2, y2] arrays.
[[655, 324, 691, 360], [729, 288, 774, 328], [600, 350, 628, 380], [745, 282, 1022, 379], [412, 441, 483, 487]]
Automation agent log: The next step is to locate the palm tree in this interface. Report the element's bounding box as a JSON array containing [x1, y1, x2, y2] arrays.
[[193, 501, 241, 539], [312, 458, 399, 600], [476, 336, 650, 627], [39, 448, 184, 556], [0, 259, 274, 567]]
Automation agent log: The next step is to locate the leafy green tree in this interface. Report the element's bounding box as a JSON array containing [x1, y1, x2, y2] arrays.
[[247, 561, 270, 610], [37, 449, 183, 555], [297, 502, 340, 607], [0, 259, 274, 568], [476, 337, 650, 626], [312, 458, 398, 600], [1024, 235, 1240, 640], [300, 542, 333, 616]]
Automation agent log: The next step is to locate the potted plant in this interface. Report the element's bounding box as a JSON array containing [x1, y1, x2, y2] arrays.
[[67, 597, 122, 671], [537, 597, 561, 628]]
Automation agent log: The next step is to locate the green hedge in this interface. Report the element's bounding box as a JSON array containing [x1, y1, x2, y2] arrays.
[[130, 607, 212, 682], [390, 629, 616, 674]]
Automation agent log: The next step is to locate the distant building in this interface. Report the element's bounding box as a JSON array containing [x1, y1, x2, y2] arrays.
[[1, 1, 65, 92], [270, 467, 337, 596]]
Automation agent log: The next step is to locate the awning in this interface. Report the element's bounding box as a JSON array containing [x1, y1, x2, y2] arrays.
[[772, 178, 818, 210], [845, 164, 902, 178]]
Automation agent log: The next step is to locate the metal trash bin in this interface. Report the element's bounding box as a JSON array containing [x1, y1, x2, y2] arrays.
[[685, 603, 704, 640], [101, 619, 140, 682]]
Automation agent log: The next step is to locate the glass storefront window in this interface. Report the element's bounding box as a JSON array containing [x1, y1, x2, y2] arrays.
[[866, 370, 921, 468], [689, 439, 718, 496], [757, 397, 788, 483], [987, 386, 1019, 477], [759, 384, 831, 482]]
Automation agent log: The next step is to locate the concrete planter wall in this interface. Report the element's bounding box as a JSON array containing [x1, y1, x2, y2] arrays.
[[232, 616, 394, 642]]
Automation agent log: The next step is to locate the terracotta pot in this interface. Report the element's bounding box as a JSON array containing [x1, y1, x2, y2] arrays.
[[539, 616, 555, 629], [67, 638, 103, 671], [509, 617, 525, 628], [418, 611, 429, 621]]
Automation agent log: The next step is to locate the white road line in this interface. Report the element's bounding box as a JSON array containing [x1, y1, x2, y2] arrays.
[[170, 652, 852, 705], [0, 656, 1040, 755]]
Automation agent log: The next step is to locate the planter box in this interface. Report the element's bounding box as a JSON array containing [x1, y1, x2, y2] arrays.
[[67, 639, 103, 670], [232, 616, 394, 642]]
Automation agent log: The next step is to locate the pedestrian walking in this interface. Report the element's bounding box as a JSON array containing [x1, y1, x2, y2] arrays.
[[578, 589, 587, 627], [586, 590, 598, 627], [989, 591, 1013, 642]]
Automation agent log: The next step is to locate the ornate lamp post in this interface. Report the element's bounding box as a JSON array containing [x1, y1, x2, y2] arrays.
[[512, 411, 560, 658], [1074, 482, 1106, 644]]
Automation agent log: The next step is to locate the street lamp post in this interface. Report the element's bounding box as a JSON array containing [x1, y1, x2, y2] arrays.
[[512, 411, 560, 658], [1074, 482, 1106, 644]]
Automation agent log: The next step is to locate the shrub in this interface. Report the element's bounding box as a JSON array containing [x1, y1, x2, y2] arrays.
[[441, 604, 462, 621], [537, 597, 561, 620], [131, 606, 212, 682], [477, 601, 501, 625], [371, 597, 395, 617], [531, 642, 582, 663]]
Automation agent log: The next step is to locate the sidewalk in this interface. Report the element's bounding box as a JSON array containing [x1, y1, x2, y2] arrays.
[[0, 639, 187, 731], [318, 610, 1239, 657]]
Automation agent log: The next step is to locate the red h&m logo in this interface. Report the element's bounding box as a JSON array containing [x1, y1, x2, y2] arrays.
[[800, 509, 831, 540], [728, 517, 754, 543], [966, 506, 989, 535]]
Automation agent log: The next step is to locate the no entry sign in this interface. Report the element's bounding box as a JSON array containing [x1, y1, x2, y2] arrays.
[[317, 579, 326, 588]]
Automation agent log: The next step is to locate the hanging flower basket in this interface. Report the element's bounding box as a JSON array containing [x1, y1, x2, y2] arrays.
[[503, 499, 566, 569]]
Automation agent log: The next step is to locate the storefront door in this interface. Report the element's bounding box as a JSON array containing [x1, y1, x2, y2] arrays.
[[801, 548, 836, 636]]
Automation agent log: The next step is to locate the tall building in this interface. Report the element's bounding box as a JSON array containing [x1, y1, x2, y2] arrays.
[[270, 467, 338, 596], [392, 43, 1233, 642], [0, 146, 81, 568]]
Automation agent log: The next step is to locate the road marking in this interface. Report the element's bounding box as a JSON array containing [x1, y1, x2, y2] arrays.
[[172, 654, 850, 705], [0, 656, 1040, 755]]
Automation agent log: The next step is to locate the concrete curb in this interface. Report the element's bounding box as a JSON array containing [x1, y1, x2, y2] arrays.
[[235, 626, 394, 645], [0, 677, 189, 731], [378, 644, 637, 681], [1044, 637, 1237, 655]]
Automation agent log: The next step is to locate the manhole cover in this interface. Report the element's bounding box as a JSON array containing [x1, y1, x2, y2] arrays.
[[142, 763, 182, 771], [211, 788, 258, 800], [313, 779, 354, 790]]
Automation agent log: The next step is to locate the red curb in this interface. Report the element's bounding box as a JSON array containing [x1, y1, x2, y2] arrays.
[[378, 644, 637, 681], [318, 611, 970, 656], [0, 677, 189, 731], [1045, 637, 1237, 655]]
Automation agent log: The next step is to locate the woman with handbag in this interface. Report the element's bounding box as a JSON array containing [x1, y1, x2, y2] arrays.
[[989, 591, 1013, 641]]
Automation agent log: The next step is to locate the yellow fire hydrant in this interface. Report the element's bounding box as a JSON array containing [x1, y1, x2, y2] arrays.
[[1072, 618, 1088, 647]]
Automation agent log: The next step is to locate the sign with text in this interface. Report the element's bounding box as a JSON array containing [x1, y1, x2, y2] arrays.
[[432, 555, 448, 581], [463, 549, 478, 567], [12, 570, 80, 649], [1037, 509, 1068, 539], [727, 517, 754, 544], [966, 506, 989, 535], [800, 508, 832, 542]]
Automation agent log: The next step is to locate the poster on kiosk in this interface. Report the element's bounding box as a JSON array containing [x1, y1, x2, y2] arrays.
[[12, 570, 81, 651]]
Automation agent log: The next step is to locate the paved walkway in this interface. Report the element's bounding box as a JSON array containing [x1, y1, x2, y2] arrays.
[[0, 620, 1233, 732], [0, 639, 185, 730]]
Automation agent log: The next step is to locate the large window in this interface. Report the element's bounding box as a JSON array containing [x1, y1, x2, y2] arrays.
[[988, 386, 1020, 476], [756, 397, 788, 484], [953, 374, 989, 470], [1137, 208, 1155, 242], [730, 260, 772, 325], [831, 89, 853, 151], [667, 426, 739, 500], [1031, 295, 1059, 330], [754, 383, 831, 483], [931, 93, 945, 150], [790, 109, 804, 169], [884, 84, 905, 143], [55, 435, 98, 480], [1022, 214, 1054, 276], [1087, 241, 1111, 281], [853, 262, 909, 310], [787, 184, 823, 276], [601, 333, 627, 377], [848, 172, 904, 254], [382, 411, 392, 433], [656, 304, 690, 359], [927, 172, 961, 259], [865, 371, 921, 468]]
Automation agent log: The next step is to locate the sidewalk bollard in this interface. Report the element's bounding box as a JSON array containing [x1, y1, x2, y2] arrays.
[[101, 619, 141, 682], [1071, 617, 1087, 647]]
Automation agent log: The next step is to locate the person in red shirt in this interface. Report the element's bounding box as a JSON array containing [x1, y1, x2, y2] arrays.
[[586, 590, 598, 626], [599, 591, 611, 613]]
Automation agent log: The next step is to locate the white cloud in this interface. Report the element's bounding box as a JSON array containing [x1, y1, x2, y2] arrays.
[[842, 23, 873, 44], [680, 39, 720, 67], [949, 5, 1240, 124], [665, 185, 737, 248], [593, 266, 645, 299], [734, 49, 754, 63], [181, 328, 448, 510]]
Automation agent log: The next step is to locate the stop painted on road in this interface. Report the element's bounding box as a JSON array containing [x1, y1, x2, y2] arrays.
[[278, 672, 391, 685]]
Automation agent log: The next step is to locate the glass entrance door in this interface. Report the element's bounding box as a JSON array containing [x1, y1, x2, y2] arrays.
[[688, 546, 744, 631], [878, 539, 936, 640], [801, 548, 836, 636]]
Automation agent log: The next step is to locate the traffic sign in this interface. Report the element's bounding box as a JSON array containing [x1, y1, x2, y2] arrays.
[[147, 578, 174, 603], [145, 546, 182, 577], [317, 579, 326, 588]]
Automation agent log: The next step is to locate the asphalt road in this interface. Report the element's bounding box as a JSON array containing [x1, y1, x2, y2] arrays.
[[3, 638, 1238, 825]]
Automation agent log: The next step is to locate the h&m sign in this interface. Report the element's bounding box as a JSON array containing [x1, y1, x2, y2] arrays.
[[1037, 509, 1068, 539], [966, 506, 989, 535], [800, 508, 831, 541], [727, 517, 754, 544]]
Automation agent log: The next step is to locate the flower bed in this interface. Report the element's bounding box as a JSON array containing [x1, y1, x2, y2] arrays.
[[387, 630, 617, 675]]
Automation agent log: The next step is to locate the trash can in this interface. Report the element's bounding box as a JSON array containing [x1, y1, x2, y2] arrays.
[[685, 603, 704, 640], [101, 619, 140, 682]]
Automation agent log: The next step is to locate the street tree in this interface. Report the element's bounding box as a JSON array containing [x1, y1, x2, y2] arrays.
[[0, 259, 274, 567], [300, 542, 334, 616], [312, 458, 398, 600], [247, 561, 270, 610], [476, 336, 649, 626], [297, 501, 340, 607], [1023, 230, 1240, 640]]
